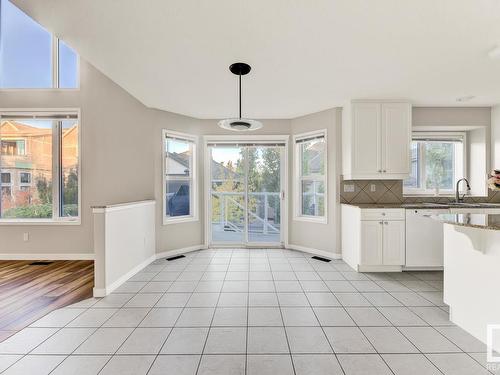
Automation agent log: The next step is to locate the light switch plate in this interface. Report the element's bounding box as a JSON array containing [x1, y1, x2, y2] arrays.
[[370, 184, 376, 192], [344, 184, 355, 193]]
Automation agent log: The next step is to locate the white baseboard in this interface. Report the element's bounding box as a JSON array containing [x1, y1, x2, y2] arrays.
[[0, 253, 95, 260], [286, 244, 342, 260], [93, 254, 156, 297], [155, 244, 207, 260]]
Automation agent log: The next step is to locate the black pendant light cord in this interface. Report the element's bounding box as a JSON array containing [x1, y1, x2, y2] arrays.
[[239, 73, 242, 119]]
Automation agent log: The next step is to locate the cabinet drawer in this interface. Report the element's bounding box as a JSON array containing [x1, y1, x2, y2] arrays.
[[360, 208, 405, 221]]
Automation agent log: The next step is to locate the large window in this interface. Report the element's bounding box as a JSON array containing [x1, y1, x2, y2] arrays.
[[0, 111, 80, 222], [163, 130, 197, 224], [294, 130, 327, 223], [404, 132, 465, 195], [0, 0, 79, 88]]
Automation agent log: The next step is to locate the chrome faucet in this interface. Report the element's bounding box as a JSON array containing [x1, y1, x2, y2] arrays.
[[455, 178, 471, 203]]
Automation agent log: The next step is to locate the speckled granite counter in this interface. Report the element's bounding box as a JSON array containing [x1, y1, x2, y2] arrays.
[[429, 213, 500, 230]]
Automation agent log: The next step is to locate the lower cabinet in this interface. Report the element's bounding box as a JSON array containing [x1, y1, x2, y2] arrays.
[[342, 204, 405, 272]]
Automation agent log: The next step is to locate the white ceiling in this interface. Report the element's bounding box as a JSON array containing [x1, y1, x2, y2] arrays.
[[13, 0, 500, 119]]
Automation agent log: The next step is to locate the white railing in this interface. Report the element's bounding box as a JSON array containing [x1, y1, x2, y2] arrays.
[[212, 191, 280, 234]]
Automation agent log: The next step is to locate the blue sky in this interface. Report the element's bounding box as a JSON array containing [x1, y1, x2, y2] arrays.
[[0, 0, 77, 88]]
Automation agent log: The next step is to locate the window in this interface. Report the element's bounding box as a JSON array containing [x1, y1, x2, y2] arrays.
[[1, 172, 10, 184], [0, 111, 80, 222], [163, 130, 197, 224], [294, 130, 327, 223], [0, 0, 79, 88], [1, 139, 25, 155], [19, 171, 31, 184], [404, 132, 465, 195]]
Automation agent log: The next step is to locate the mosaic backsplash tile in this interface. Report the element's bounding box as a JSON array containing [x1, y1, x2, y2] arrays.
[[340, 180, 500, 204]]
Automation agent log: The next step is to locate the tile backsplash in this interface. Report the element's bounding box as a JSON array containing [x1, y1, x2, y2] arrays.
[[340, 180, 500, 204]]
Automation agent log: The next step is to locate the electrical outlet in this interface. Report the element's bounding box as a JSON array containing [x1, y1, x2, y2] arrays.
[[23, 232, 29, 242], [344, 184, 355, 193], [370, 184, 376, 192]]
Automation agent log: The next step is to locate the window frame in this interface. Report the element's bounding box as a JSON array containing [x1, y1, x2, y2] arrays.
[[0, 0, 80, 91], [162, 129, 198, 225], [403, 131, 467, 196], [0, 108, 82, 225], [19, 171, 31, 185], [293, 129, 328, 224]]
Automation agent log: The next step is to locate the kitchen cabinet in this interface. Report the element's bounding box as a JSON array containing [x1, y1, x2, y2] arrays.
[[342, 204, 405, 272], [342, 100, 411, 180]]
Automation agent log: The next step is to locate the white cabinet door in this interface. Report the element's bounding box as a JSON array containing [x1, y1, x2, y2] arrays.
[[383, 220, 405, 265], [352, 103, 381, 176], [381, 103, 411, 176], [360, 221, 383, 265]]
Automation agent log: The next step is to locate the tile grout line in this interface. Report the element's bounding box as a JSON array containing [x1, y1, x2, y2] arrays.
[[194, 248, 232, 375]]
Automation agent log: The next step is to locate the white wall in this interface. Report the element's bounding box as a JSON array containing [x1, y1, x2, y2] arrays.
[[491, 105, 500, 170], [93, 200, 155, 296], [289, 108, 342, 256]]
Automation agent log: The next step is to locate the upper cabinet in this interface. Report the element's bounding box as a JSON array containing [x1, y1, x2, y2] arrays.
[[342, 100, 411, 180]]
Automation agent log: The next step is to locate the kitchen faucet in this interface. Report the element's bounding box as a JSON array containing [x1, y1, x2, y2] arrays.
[[455, 178, 471, 203]]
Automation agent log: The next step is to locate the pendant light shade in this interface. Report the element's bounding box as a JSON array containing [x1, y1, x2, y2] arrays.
[[218, 62, 263, 131]]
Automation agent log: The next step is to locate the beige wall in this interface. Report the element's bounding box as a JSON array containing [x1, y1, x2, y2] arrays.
[[289, 108, 342, 256], [413, 107, 491, 127], [151, 115, 291, 253], [0, 60, 156, 255], [0, 58, 292, 256]]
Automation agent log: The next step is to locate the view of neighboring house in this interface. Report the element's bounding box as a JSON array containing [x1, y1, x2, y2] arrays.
[[166, 150, 236, 216], [0, 120, 78, 215]]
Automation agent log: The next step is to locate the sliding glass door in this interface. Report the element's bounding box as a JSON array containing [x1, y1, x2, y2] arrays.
[[209, 143, 284, 246]]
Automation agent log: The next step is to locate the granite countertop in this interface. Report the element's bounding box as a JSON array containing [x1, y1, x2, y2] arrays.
[[342, 203, 449, 209], [342, 202, 500, 209], [428, 213, 500, 230]]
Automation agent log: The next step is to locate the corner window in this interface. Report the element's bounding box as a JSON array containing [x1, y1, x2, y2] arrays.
[[0, 0, 79, 89], [0, 111, 80, 222], [163, 130, 197, 224], [404, 132, 465, 195], [294, 130, 327, 223]]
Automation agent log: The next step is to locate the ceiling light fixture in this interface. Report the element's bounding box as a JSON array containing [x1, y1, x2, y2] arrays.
[[218, 62, 262, 131]]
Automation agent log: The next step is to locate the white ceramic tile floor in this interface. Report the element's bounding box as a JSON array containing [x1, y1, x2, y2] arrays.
[[0, 248, 496, 374]]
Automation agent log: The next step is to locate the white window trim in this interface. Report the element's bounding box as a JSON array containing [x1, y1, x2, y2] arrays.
[[0, 108, 82, 225], [403, 131, 467, 197], [162, 129, 198, 225], [293, 129, 328, 224]]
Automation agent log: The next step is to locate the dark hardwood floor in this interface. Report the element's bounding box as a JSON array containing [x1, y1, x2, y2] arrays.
[[0, 260, 94, 340]]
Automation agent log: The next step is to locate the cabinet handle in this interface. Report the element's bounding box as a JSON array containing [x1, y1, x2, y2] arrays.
[[379, 221, 383, 224], [384, 221, 388, 225], [383, 170, 386, 173]]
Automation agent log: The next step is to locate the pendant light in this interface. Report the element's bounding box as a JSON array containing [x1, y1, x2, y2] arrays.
[[218, 62, 263, 131]]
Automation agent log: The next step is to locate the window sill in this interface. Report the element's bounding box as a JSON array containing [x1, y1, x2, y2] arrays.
[[0, 219, 81, 226], [293, 215, 327, 224], [163, 216, 199, 225]]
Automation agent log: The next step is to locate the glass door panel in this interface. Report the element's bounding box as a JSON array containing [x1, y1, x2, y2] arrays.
[[210, 146, 246, 244], [247, 146, 282, 243]]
